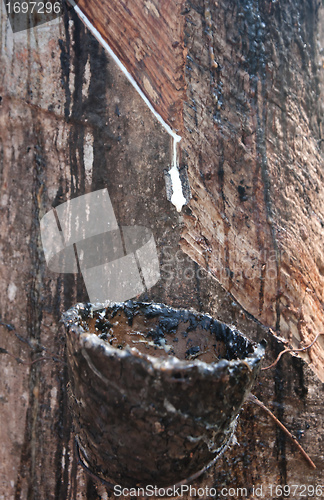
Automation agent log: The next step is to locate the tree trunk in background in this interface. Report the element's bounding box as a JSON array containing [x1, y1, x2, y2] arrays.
[[0, 1, 323, 499]]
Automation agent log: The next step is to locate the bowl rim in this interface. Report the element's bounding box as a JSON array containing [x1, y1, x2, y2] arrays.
[[62, 300, 266, 374]]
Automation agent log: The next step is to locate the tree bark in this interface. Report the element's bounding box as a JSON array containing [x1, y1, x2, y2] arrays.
[[0, 1, 323, 499], [75, 0, 324, 380]]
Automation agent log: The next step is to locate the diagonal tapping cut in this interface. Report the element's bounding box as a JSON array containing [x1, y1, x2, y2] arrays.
[[67, 0, 189, 212]]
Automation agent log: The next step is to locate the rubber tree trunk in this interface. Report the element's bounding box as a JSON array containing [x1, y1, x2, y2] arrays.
[[0, 1, 324, 499]]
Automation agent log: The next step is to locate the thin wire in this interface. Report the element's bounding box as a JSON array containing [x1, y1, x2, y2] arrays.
[[248, 394, 316, 469], [0, 318, 66, 366], [262, 333, 324, 371], [75, 439, 116, 491]]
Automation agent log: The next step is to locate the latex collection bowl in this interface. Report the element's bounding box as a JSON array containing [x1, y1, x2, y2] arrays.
[[62, 301, 265, 488]]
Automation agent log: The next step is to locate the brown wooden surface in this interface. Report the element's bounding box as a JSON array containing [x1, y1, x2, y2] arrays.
[[0, 1, 324, 499], [76, 0, 186, 134]]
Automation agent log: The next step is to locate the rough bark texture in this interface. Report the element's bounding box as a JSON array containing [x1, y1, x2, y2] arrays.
[[181, 0, 324, 381], [0, 1, 324, 499], [76, 0, 324, 381], [76, 0, 186, 133]]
